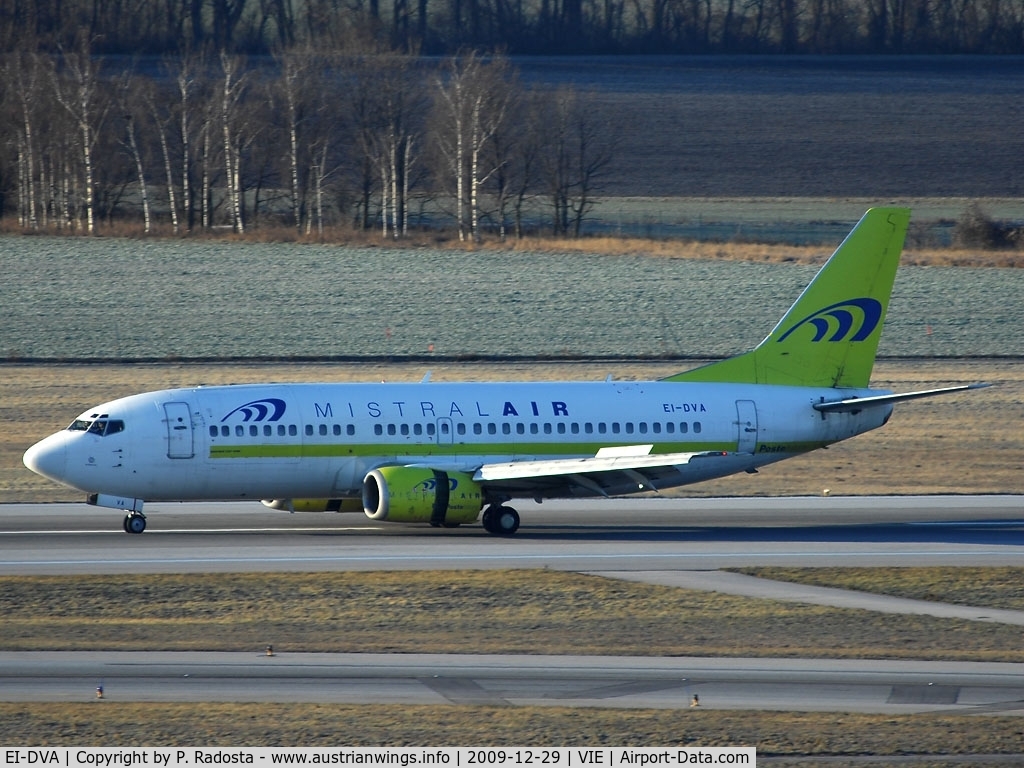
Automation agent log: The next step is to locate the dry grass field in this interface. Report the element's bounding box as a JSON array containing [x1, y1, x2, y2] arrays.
[[5, 703, 1024, 756], [3, 357, 1021, 503]]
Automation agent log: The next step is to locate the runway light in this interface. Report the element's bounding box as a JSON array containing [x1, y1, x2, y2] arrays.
[[266, 645, 275, 657], [690, 694, 700, 708], [96, 684, 104, 699]]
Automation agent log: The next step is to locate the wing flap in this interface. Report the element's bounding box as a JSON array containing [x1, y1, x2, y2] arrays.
[[474, 450, 739, 498], [475, 450, 721, 482]]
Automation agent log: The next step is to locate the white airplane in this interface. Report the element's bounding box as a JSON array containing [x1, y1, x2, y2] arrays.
[[24, 208, 986, 535]]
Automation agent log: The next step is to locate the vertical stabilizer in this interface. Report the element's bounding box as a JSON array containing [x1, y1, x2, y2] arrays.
[[665, 207, 910, 388]]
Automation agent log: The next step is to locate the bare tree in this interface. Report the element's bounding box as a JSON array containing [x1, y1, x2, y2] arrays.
[[371, 57, 425, 238], [51, 37, 108, 233], [5, 51, 47, 229], [432, 51, 515, 241], [539, 87, 617, 237], [115, 71, 153, 232], [218, 51, 248, 232]]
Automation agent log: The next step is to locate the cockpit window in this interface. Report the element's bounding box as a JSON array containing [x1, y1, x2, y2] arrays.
[[68, 418, 125, 436]]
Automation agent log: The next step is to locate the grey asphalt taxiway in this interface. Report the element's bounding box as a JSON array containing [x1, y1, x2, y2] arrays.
[[2, 496, 1023, 713]]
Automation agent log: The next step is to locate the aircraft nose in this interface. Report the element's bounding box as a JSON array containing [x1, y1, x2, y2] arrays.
[[23, 434, 68, 483]]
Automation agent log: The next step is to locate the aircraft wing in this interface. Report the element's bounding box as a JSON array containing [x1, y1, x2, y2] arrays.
[[473, 446, 737, 498]]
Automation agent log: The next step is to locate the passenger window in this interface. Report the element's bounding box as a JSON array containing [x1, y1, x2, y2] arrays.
[[387, 424, 396, 436], [209, 426, 218, 437], [598, 423, 607, 434], [652, 423, 661, 434], [278, 425, 286, 436], [625, 423, 634, 434], [516, 423, 525, 435], [584, 423, 593, 434], [333, 424, 341, 436], [502, 423, 511, 435], [264, 425, 272, 437], [665, 423, 674, 434], [426, 423, 436, 436], [487, 423, 497, 435], [611, 423, 620, 434], [347, 425, 355, 436], [639, 422, 647, 434], [694, 422, 702, 434], [456, 423, 466, 436], [401, 424, 410, 436], [440, 422, 450, 435], [679, 422, 688, 434], [557, 423, 566, 434], [530, 423, 539, 434], [413, 424, 423, 436], [473, 423, 483, 435], [222, 426, 230, 437], [305, 425, 314, 436], [319, 424, 328, 436], [571, 423, 579, 434], [235, 425, 244, 437], [543, 423, 552, 434], [374, 424, 383, 436], [250, 425, 259, 437]]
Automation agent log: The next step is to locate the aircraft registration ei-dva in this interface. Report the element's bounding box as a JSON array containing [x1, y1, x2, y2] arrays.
[[24, 208, 988, 535]]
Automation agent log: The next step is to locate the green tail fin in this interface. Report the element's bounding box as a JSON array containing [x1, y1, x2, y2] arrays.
[[664, 207, 911, 389]]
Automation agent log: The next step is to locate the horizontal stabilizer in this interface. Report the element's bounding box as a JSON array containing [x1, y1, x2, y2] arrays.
[[813, 383, 991, 413]]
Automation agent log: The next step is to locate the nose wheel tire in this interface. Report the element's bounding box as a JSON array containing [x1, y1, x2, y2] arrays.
[[482, 505, 520, 536], [123, 512, 147, 534]]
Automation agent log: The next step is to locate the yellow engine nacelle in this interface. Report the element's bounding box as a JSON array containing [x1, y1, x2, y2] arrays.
[[261, 498, 363, 512], [362, 466, 483, 525]]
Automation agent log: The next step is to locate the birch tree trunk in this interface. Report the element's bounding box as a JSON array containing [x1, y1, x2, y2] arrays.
[[125, 115, 151, 233]]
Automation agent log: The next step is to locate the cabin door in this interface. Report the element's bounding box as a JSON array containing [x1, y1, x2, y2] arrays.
[[735, 400, 758, 453], [163, 402, 195, 459]]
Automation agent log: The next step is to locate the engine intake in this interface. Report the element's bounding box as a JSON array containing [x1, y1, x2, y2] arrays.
[[363, 466, 483, 525]]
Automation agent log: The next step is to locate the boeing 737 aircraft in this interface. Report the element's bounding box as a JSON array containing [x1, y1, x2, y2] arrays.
[[24, 208, 986, 535]]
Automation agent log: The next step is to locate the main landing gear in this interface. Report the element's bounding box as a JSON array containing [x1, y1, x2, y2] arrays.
[[123, 511, 147, 534], [481, 505, 520, 536]]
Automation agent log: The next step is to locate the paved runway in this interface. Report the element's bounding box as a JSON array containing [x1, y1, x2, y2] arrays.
[[4, 651, 1024, 714], [2, 496, 1023, 713], [1, 496, 1023, 574]]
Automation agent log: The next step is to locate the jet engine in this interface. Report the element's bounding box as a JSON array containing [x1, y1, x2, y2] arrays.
[[362, 466, 483, 526]]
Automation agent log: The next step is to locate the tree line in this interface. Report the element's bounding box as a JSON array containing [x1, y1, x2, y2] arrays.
[[1, 0, 1022, 56], [1, 44, 617, 239]]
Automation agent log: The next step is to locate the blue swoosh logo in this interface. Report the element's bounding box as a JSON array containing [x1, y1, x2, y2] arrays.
[[777, 298, 883, 344], [221, 398, 287, 422]]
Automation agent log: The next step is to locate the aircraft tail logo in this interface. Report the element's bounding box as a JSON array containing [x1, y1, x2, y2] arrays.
[[777, 298, 883, 344]]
